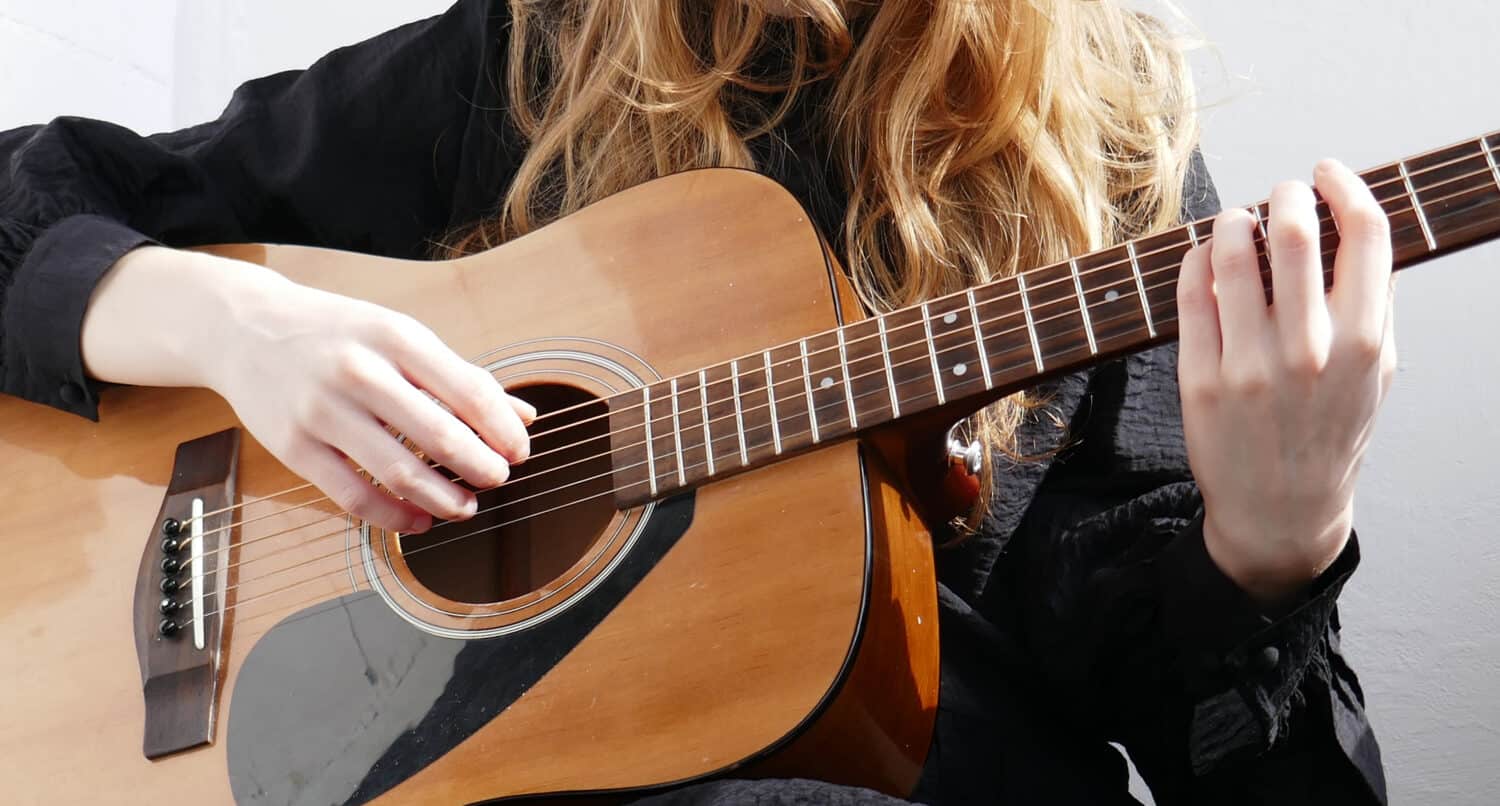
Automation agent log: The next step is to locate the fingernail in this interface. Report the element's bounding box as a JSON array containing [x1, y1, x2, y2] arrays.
[[407, 514, 433, 534], [518, 399, 538, 424]]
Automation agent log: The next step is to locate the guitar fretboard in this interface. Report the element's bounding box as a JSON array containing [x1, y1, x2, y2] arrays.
[[610, 131, 1500, 506]]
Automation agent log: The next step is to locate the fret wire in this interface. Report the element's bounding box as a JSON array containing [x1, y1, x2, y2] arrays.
[[332, 208, 1447, 516], [877, 315, 901, 418], [921, 303, 945, 405], [731, 359, 749, 466], [665, 168, 1479, 444], [617, 194, 1428, 463], [1250, 204, 1270, 247], [966, 289, 993, 389], [573, 148, 1494, 459], [799, 340, 819, 443], [642, 385, 657, 496], [669, 377, 685, 487], [698, 369, 715, 476], [1484, 137, 1500, 193], [1067, 258, 1098, 355], [1015, 273, 1045, 372], [1185, 219, 1200, 247], [151, 157, 1498, 548], [1125, 241, 1157, 338], [1399, 160, 1438, 251], [763, 350, 782, 455], [836, 327, 858, 429]]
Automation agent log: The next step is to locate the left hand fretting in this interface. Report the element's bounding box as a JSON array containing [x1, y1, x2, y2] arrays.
[[1176, 158, 1397, 607]]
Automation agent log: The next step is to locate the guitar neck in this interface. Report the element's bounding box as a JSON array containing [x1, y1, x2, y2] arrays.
[[611, 130, 1500, 507]]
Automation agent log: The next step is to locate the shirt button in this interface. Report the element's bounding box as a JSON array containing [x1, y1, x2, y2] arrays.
[[1252, 645, 1281, 673], [58, 382, 84, 406]]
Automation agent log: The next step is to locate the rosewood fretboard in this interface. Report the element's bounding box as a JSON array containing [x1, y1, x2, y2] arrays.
[[610, 130, 1500, 507]]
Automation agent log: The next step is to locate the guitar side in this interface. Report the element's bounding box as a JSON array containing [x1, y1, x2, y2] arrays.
[[0, 169, 939, 804]]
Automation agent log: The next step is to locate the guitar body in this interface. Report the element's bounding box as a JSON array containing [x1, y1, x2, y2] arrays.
[[0, 170, 939, 804]]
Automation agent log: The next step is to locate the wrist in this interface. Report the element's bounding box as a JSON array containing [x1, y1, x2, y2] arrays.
[[1202, 507, 1353, 610], [82, 246, 290, 392], [188, 254, 292, 395]]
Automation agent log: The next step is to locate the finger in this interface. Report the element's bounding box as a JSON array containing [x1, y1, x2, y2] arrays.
[[1175, 243, 1222, 394], [292, 444, 431, 533], [509, 394, 538, 424], [1209, 209, 1270, 359], [332, 410, 479, 522], [1267, 180, 1332, 365], [362, 359, 512, 489], [1316, 158, 1393, 348], [391, 330, 531, 463]]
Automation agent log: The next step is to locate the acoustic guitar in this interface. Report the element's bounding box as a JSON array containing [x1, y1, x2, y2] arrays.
[[1, 130, 1497, 805]]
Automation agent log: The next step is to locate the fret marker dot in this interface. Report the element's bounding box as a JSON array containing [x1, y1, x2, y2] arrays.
[[943, 312, 958, 325], [1104, 289, 1121, 302], [952, 362, 968, 377], [820, 377, 835, 390]]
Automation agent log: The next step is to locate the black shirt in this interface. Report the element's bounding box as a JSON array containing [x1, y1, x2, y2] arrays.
[[0, 2, 1385, 803]]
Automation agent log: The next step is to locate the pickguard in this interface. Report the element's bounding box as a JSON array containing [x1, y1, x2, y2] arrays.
[[226, 494, 696, 806]]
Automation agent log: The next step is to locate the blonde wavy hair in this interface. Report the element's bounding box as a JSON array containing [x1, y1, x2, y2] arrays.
[[449, 0, 1198, 524]]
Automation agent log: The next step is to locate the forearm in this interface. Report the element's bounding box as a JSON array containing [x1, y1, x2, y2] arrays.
[[79, 245, 286, 391]]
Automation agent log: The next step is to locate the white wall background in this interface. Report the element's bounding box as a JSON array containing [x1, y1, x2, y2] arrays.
[[2, 1, 1496, 803]]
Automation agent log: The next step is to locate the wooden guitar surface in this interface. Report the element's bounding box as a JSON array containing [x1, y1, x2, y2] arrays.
[[0, 170, 940, 804]]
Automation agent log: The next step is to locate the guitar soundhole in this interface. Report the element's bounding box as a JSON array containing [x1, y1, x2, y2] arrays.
[[399, 383, 616, 605]]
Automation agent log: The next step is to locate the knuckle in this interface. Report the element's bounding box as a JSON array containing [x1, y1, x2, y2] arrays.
[[1177, 270, 1212, 307], [1348, 203, 1391, 241], [1340, 330, 1384, 363], [1282, 345, 1325, 379], [1381, 348, 1398, 383], [293, 394, 335, 431], [1179, 377, 1218, 408], [378, 458, 421, 497], [427, 424, 474, 468], [1274, 215, 1319, 256], [332, 347, 378, 388], [1224, 364, 1270, 397], [368, 312, 422, 347], [427, 425, 465, 461], [456, 368, 497, 412], [329, 478, 371, 516]]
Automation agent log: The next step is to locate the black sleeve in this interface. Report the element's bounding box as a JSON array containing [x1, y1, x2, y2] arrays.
[[998, 151, 1387, 804], [0, 0, 511, 420]]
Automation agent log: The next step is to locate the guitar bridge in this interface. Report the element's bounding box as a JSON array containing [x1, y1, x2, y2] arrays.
[[131, 429, 240, 760]]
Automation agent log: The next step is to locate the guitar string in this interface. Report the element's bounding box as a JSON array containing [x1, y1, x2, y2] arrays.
[[165, 153, 1500, 573], [172, 215, 1358, 586], [171, 145, 1500, 546], [196, 151, 1500, 628], [179, 259, 1366, 631], [176, 132, 1500, 524], [166, 158, 1499, 594], [189, 224, 1394, 608]]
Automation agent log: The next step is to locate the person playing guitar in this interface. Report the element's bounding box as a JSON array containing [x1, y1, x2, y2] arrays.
[[0, 1, 1396, 803]]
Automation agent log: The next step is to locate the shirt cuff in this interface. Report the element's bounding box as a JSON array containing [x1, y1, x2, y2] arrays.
[[1156, 515, 1362, 773], [1157, 514, 1359, 657], [1, 214, 156, 420]]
